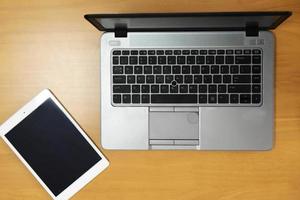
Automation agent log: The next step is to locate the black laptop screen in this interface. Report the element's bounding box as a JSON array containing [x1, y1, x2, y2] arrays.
[[85, 12, 291, 31]]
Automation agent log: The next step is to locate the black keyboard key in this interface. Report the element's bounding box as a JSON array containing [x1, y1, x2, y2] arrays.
[[160, 85, 169, 93], [221, 65, 229, 74], [200, 50, 207, 55], [113, 85, 130, 93], [153, 66, 162, 74], [125, 66, 133, 74], [192, 65, 200, 74], [120, 56, 128, 64], [129, 56, 138, 64], [252, 85, 261, 93], [204, 75, 212, 83], [235, 56, 251, 64], [127, 75, 135, 83], [146, 75, 154, 83], [199, 85, 207, 93], [233, 75, 251, 83], [187, 56, 195, 64], [206, 56, 214, 64], [218, 85, 226, 93], [170, 85, 178, 93], [113, 94, 121, 103], [230, 94, 239, 103], [189, 85, 197, 93], [142, 94, 150, 103], [201, 65, 209, 74], [156, 75, 164, 83], [149, 56, 157, 64], [132, 85, 140, 93], [165, 50, 172, 55], [168, 56, 176, 64], [228, 85, 251, 93], [165, 75, 173, 83], [230, 65, 239, 74], [113, 66, 123, 74], [213, 75, 222, 83], [191, 50, 199, 55], [174, 50, 181, 55], [216, 56, 224, 64], [217, 50, 225, 54], [132, 94, 140, 103], [199, 94, 207, 103], [122, 50, 130, 55], [122, 94, 131, 103], [182, 50, 190, 55], [137, 75, 145, 83], [184, 75, 193, 83], [252, 49, 261, 54], [252, 65, 261, 73], [235, 49, 242, 54], [252, 75, 261, 83], [151, 85, 159, 93], [151, 94, 197, 103], [208, 85, 217, 93], [134, 66, 142, 74], [175, 75, 183, 83], [194, 75, 202, 83], [139, 56, 147, 64], [172, 65, 181, 74], [180, 85, 188, 93], [139, 50, 147, 55], [244, 49, 251, 54], [240, 65, 251, 74], [177, 56, 185, 64], [163, 65, 171, 74], [252, 94, 261, 104], [182, 66, 190, 74], [158, 56, 166, 64], [142, 85, 150, 93], [218, 94, 229, 103], [208, 50, 216, 55], [144, 66, 152, 74], [113, 56, 119, 64], [208, 94, 217, 103], [113, 50, 121, 55], [226, 49, 233, 54], [252, 55, 261, 64], [240, 94, 251, 103], [223, 75, 231, 83], [113, 75, 126, 83], [157, 50, 164, 55], [225, 56, 234, 64], [131, 50, 138, 55], [148, 50, 155, 55], [211, 65, 219, 74], [196, 56, 205, 64]]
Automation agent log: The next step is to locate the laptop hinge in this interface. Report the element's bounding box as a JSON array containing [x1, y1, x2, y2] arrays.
[[245, 22, 259, 37], [115, 27, 127, 38]]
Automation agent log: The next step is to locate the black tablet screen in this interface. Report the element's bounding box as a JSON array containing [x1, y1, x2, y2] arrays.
[[5, 98, 101, 196]]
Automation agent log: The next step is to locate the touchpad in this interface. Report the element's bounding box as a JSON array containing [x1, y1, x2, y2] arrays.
[[149, 112, 199, 140]]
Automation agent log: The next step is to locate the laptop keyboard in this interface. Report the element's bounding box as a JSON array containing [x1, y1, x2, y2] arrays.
[[111, 48, 262, 106]]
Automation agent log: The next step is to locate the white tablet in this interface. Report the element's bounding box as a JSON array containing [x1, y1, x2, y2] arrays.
[[0, 89, 109, 199]]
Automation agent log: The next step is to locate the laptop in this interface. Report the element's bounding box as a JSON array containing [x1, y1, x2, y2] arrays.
[[85, 12, 291, 150]]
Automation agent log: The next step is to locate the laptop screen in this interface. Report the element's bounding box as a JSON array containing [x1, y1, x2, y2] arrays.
[[85, 12, 291, 31]]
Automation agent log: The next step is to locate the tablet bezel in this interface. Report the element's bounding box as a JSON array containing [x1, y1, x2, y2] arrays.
[[0, 89, 109, 200]]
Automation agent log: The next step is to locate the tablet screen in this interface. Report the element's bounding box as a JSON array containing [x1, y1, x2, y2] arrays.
[[5, 98, 101, 196]]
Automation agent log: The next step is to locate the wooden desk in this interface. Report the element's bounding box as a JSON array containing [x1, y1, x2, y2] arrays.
[[0, 0, 299, 199]]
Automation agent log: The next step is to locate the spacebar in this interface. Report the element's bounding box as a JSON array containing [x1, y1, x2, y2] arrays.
[[151, 94, 197, 103]]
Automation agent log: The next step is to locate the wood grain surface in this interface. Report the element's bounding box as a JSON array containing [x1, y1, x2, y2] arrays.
[[0, 0, 299, 199]]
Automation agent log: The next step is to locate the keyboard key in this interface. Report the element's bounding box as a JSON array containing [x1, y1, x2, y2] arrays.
[[132, 85, 140, 93], [199, 85, 207, 93], [230, 94, 239, 103], [252, 65, 261, 73], [182, 50, 190, 55], [127, 75, 135, 83], [180, 85, 188, 93], [139, 56, 147, 64], [187, 56, 195, 64], [182, 65, 191, 74], [217, 50, 225, 54], [211, 65, 219, 74], [252, 75, 261, 83], [113, 66, 123, 74], [157, 50, 164, 55], [226, 49, 233, 54], [146, 75, 154, 83], [170, 85, 178, 93], [125, 66, 133, 74], [160, 85, 169, 93], [132, 94, 140, 103], [223, 75, 231, 83], [113, 85, 130, 93], [137, 75, 145, 83], [196, 56, 205, 64], [206, 56, 214, 64], [113, 50, 121, 55], [221, 65, 229, 74], [240, 65, 251, 74], [165, 50, 172, 55], [168, 56, 176, 64], [244, 49, 251, 54], [165, 75, 173, 83], [225, 56, 234, 64], [139, 50, 147, 55], [235, 56, 251, 64], [153, 66, 162, 74], [122, 50, 130, 55], [199, 94, 207, 103], [252, 55, 261, 64], [218, 85, 226, 93], [113, 75, 126, 83], [163, 65, 171, 74], [228, 85, 251, 93], [184, 75, 193, 83], [175, 75, 183, 83], [120, 56, 128, 64], [151, 94, 197, 103], [213, 75, 222, 83], [204, 75, 212, 83], [208, 94, 217, 103], [194, 75, 202, 83], [158, 56, 166, 64], [189, 85, 197, 93], [208, 85, 217, 93], [200, 50, 207, 55], [235, 49, 242, 54], [192, 65, 200, 74], [148, 56, 157, 64], [208, 50, 216, 55], [122, 94, 131, 103], [252, 84, 261, 93], [134, 66, 142, 74], [177, 56, 185, 64], [148, 50, 155, 55], [156, 75, 164, 83], [129, 56, 138, 64], [252, 49, 261, 54], [252, 94, 261, 104], [230, 65, 239, 74], [151, 85, 159, 93], [144, 66, 152, 74], [240, 94, 251, 103], [191, 50, 199, 55], [174, 50, 181, 55], [216, 56, 224, 64], [172, 65, 181, 74], [113, 94, 121, 103], [142, 94, 150, 103], [113, 56, 119, 64], [233, 75, 251, 83], [201, 65, 209, 74], [131, 50, 138, 55], [142, 85, 150, 93], [218, 94, 229, 103]]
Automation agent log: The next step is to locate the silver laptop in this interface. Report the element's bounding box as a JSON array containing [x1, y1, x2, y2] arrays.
[[85, 12, 291, 150]]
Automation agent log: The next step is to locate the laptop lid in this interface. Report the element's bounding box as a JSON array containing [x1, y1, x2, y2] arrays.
[[84, 12, 291, 35]]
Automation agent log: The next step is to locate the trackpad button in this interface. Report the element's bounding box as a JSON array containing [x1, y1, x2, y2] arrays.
[[149, 112, 199, 140]]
